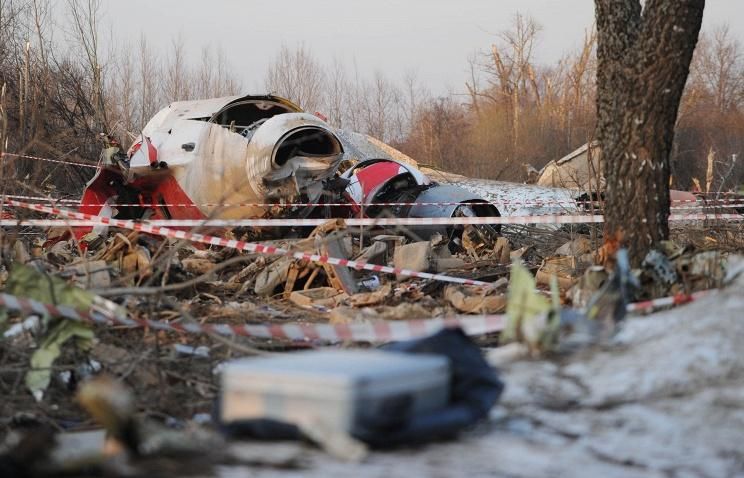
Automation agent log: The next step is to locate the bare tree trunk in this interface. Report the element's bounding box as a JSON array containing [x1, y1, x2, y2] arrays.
[[67, 0, 108, 133], [264, 44, 325, 113], [595, 0, 704, 265], [137, 35, 160, 128], [114, 46, 137, 140], [705, 147, 715, 193], [0, 83, 7, 155], [164, 35, 190, 103]]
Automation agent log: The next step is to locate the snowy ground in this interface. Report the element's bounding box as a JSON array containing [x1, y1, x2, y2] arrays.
[[216, 273, 744, 478]]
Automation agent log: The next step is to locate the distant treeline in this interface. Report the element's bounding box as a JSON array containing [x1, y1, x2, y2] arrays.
[[1, 3, 742, 194]]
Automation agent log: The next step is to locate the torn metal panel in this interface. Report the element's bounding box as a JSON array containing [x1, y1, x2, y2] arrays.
[[144, 96, 343, 219], [142, 94, 301, 135], [415, 165, 582, 217], [537, 141, 604, 191], [339, 158, 505, 244], [406, 185, 500, 239], [341, 158, 430, 205], [334, 130, 419, 167], [173, 112, 344, 219], [535, 142, 702, 211], [77, 92, 584, 244], [245, 113, 344, 202], [79, 95, 344, 227], [453, 178, 581, 216]]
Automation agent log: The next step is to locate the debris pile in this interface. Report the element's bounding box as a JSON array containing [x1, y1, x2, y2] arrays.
[[1, 199, 743, 475], [1, 91, 744, 474]]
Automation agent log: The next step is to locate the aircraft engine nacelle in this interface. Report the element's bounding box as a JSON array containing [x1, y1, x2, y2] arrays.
[[244, 113, 344, 205]]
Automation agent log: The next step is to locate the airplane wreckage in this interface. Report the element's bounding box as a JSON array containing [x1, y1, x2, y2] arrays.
[[78, 94, 583, 245]]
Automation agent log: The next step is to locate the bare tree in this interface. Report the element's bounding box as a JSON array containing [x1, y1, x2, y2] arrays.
[[0, 83, 7, 156], [29, 0, 52, 65], [112, 44, 136, 137], [459, 14, 551, 179], [163, 34, 191, 102], [212, 45, 240, 97], [596, 0, 705, 264], [361, 70, 401, 143], [192, 45, 214, 99], [565, 29, 597, 146], [0, 0, 25, 64], [402, 96, 468, 170], [323, 56, 347, 128], [16, 0, 54, 147], [691, 24, 744, 113], [399, 70, 429, 139], [137, 34, 159, 128], [264, 44, 325, 112], [484, 14, 542, 152], [343, 59, 365, 132], [465, 52, 483, 118], [66, 0, 107, 131]]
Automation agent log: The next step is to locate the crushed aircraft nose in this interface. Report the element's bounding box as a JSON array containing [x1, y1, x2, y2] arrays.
[[113, 94, 343, 221], [76, 93, 504, 242]]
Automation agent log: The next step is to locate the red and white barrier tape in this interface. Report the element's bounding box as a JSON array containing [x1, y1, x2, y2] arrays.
[[5, 199, 492, 287], [25, 200, 594, 209], [4, 195, 744, 211], [3, 151, 744, 215], [118, 212, 741, 226], [1, 213, 741, 229], [0, 215, 600, 227], [669, 213, 744, 221], [670, 203, 744, 210], [0, 194, 78, 204], [0, 288, 713, 342], [0, 195, 599, 209], [0, 220, 128, 227], [41, 202, 744, 211], [0, 292, 505, 342], [0, 152, 99, 169], [625, 289, 713, 313]]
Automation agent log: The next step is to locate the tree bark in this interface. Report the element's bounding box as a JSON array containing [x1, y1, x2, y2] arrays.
[[595, 0, 704, 265]]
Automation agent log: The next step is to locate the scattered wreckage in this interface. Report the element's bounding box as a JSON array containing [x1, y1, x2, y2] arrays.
[[534, 140, 736, 209], [3, 93, 744, 476], [79, 94, 510, 246], [80, 93, 732, 251]]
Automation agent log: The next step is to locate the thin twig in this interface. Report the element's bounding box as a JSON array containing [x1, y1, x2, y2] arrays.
[[90, 254, 260, 296]]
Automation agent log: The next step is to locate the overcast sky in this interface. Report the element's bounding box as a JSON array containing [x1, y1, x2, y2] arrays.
[[102, 0, 743, 95]]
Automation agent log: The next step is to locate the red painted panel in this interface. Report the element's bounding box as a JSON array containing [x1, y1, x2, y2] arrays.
[[354, 161, 403, 203], [153, 175, 206, 220]]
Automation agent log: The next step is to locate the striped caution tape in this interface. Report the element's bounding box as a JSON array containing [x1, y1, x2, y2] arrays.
[[4, 195, 744, 211], [0, 288, 714, 342], [0, 216, 599, 227], [3, 151, 744, 216], [0, 152, 99, 169], [3, 182, 744, 210], [668, 213, 744, 221], [625, 289, 713, 313], [0, 292, 506, 342], [19, 200, 595, 209], [0, 195, 598, 209], [1, 213, 742, 229], [0, 199, 736, 291], [0, 194, 79, 204], [4, 199, 493, 287], [107, 212, 742, 225]]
